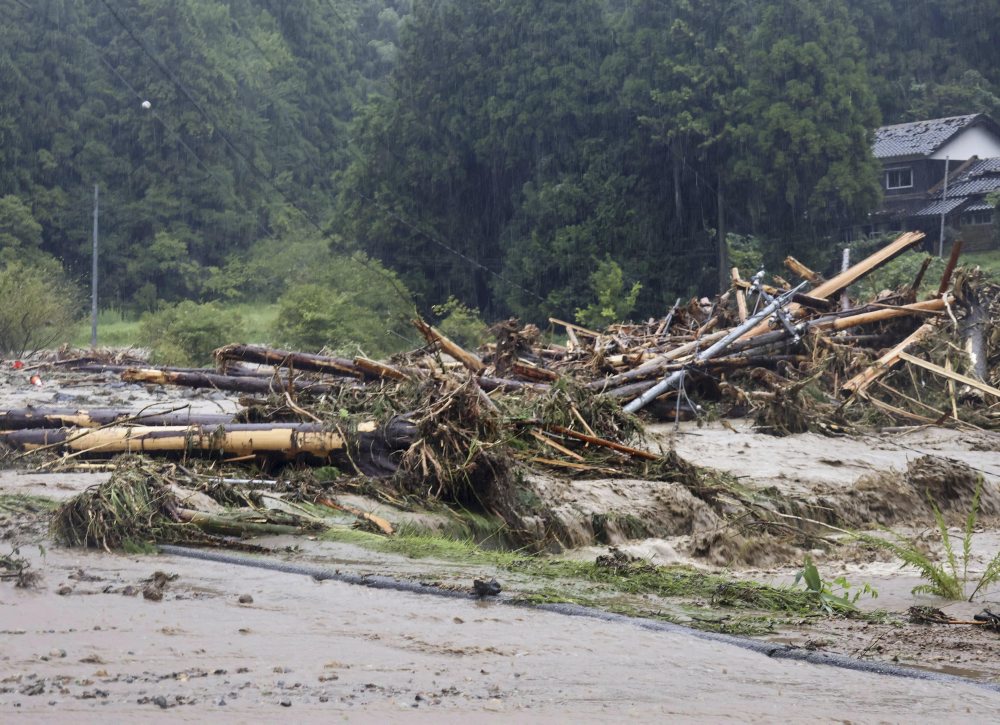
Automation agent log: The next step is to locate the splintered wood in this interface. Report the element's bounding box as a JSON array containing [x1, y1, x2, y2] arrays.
[[3, 232, 999, 473]]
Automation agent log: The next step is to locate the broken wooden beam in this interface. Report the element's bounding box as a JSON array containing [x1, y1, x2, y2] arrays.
[[413, 318, 485, 373], [731, 269, 748, 322], [784, 256, 823, 283]]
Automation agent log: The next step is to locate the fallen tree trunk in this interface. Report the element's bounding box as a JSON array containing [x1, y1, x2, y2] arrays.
[[1, 418, 417, 474], [214, 344, 365, 378], [121, 368, 336, 396], [0, 406, 234, 430]]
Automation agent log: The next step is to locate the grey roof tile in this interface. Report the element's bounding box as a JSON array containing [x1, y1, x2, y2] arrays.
[[913, 197, 968, 216], [873, 114, 980, 159]]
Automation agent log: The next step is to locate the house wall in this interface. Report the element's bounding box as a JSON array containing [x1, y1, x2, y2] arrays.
[[882, 159, 947, 199], [931, 125, 1000, 160], [880, 159, 948, 219], [957, 214, 998, 251]]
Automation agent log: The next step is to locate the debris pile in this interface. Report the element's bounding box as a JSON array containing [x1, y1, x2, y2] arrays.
[[2, 232, 999, 552]]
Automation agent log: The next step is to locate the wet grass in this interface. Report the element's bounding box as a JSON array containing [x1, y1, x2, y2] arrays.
[[72, 302, 281, 349], [0, 493, 59, 516], [318, 525, 873, 633]]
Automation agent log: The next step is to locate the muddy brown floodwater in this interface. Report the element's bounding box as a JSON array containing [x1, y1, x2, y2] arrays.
[[4, 543, 1000, 721], [5, 368, 1000, 718]]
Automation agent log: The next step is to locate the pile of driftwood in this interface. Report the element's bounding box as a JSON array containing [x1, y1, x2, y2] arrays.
[[2, 232, 999, 469], [2, 231, 999, 551]]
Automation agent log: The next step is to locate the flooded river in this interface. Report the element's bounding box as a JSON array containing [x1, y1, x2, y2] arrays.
[[3, 544, 999, 720]]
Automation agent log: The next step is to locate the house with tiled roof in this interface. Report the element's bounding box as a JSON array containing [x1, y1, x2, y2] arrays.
[[869, 113, 1000, 250]]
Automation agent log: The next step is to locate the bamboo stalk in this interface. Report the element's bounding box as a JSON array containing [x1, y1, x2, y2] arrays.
[[545, 425, 660, 461]]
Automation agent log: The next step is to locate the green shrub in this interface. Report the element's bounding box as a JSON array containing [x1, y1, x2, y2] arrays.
[[140, 301, 245, 366], [575, 257, 641, 328], [727, 234, 765, 275], [0, 260, 81, 355], [851, 250, 944, 300], [432, 296, 487, 349], [271, 252, 415, 357]]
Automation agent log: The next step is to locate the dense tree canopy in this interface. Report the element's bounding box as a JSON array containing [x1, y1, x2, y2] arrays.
[[1, 0, 997, 325]]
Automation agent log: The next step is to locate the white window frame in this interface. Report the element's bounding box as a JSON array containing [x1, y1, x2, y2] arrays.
[[885, 167, 913, 190]]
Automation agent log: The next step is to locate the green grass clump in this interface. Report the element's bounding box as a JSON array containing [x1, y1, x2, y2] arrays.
[[855, 476, 1000, 601], [71, 309, 143, 348]]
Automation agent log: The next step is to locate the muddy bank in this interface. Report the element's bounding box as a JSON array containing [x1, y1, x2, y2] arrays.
[[503, 420, 1000, 567]]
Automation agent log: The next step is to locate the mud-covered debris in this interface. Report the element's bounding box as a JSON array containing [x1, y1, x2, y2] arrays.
[[974, 609, 1000, 631], [142, 570, 177, 601], [909, 606, 951, 624], [472, 578, 502, 597]]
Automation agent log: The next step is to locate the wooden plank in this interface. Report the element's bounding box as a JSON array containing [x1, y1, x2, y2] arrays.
[[897, 351, 1000, 400], [841, 322, 937, 395]]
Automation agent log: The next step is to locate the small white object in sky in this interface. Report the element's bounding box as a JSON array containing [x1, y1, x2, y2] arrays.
[[141, 100, 152, 110]]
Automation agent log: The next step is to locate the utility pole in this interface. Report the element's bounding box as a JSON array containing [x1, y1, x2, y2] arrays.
[[91, 184, 99, 349], [938, 156, 950, 258]]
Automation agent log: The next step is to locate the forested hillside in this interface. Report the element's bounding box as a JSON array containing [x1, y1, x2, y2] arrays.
[[2, 0, 999, 340]]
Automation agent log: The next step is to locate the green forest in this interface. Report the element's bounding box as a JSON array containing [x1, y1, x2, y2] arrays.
[[2, 0, 999, 357]]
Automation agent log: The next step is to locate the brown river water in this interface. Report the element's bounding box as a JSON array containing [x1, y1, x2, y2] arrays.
[[3, 542, 1000, 721]]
